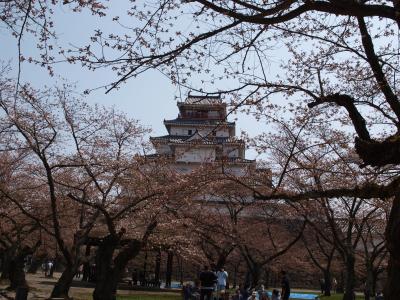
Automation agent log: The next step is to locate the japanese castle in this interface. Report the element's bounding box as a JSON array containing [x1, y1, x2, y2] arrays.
[[150, 95, 256, 176]]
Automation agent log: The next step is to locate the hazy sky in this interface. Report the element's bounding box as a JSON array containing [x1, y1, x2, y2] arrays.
[[2, 2, 264, 159]]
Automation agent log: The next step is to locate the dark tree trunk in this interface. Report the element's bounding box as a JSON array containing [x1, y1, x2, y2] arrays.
[[82, 244, 91, 282], [93, 236, 117, 300], [337, 270, 344, 293], [364, 264, 374, 300], [323, 270, 331, 296], [244, 270, 251, 288], [92, 237, 142, 300], [264, 267, 270, 289], [372, 270, 379, 296], [154, 248, 161, 284], [143, 250, 148, 285], [165, 251, 173, 288], [9, 251, 28, 290], [179, 256, 183, 285], [50, 264, 77, 299], [216, 253, 227, 270], [384, 194, 400, 300], [233, 265, 238, 288], [1, 249, 14, 280], [343, 255, 356, 300], [250, 265, 261, 288], [93, 268, 119, 300]]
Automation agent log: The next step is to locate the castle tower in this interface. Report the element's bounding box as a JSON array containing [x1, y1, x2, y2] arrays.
[[150, 95, 255, 175]]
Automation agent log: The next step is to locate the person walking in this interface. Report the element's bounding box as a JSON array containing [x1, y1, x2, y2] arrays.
[[47, 260, 54, 277], [199, 265, 217, 300], [280, 271, 290, 300]]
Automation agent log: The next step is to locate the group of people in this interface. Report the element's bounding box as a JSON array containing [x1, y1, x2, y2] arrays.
[[41, 260, 54, 277], [183, 266, 290, 300], [232, 285, 282, 300]]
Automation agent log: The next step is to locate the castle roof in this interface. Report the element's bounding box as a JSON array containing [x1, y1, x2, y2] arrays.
[[150, 134, 245, 146], [144, 153, 255, 164], [164, 119, 235, 126], [178, 94, 224, 106]]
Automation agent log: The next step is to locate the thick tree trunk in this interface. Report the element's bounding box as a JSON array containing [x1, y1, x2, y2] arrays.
[[364, 264, 374, 300], [323, 270, 332, 296], [250, 265, 261, 288], [93, 236, 117, 300], [0, 250, 12, 280], [264, 267, 270, 289], [244, 270, 251, 288], [154, 249, 161, 284], [216, 253, 227, 270], [50, 264, 76, 299], [343, 255, 356, 300], [92, 237, 142, 300], [8, 254, 27, 290], [93, 268, 119, 300], [384, 194, 400, 300]]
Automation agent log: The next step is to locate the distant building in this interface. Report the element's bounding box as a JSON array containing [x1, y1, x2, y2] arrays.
[[149, 95, 256, 176]]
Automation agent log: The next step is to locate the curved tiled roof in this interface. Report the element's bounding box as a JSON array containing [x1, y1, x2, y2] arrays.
[[164, 119, 235, 126], [150, 135, 244, 145], [178, 95, 223, 105]]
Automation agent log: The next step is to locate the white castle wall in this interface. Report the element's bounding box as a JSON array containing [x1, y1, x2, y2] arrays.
[[175, 147, 216, 163]]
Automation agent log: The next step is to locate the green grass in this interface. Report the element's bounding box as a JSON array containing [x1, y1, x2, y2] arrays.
[[320, 294, 363, 300], [116, 295, 181, 300]]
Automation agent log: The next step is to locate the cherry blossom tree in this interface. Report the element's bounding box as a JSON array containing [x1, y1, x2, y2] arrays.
[[3, 1, 400, 298], [0, 73, 182, 299], [65, 4, 400, 297]]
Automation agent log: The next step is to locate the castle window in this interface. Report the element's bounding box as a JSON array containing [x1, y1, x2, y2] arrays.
[[188, 129, 192, 135]]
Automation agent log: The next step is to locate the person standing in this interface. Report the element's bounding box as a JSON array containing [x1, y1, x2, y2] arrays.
[[216, 267, 228, 298], [76, 264, 83, 278], [199, 265, 217, 300], [280, 271, 290, 300], [332, 277, 337, 294]]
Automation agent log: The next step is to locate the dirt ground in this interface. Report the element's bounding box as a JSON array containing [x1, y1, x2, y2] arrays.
[[0, 272, 181, 299]]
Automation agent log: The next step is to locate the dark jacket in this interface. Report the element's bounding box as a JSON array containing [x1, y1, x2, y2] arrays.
[[199, 270, 217, 288]]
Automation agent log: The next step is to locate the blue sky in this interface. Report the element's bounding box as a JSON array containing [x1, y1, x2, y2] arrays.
[[1, 2, 264, 159]]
